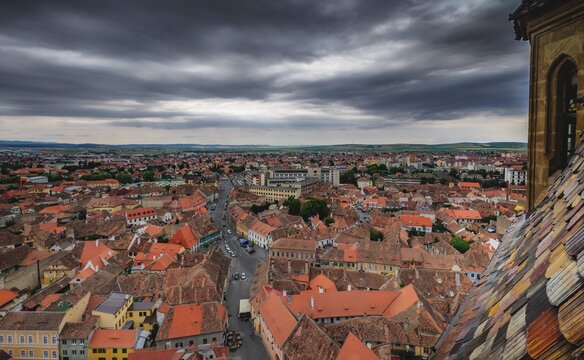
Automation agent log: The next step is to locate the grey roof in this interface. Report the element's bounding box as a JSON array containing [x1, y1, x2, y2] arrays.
[[93, 292, 132, 314], [129, 301, 155, 311], [0, 311, 65, 331]]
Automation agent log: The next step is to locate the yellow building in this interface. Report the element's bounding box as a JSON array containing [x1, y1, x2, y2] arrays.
[[126, 301, 156, 330], [91, 293, 132, 330], [88, 329, 136, 360], [0, 311, 66, 360], [41, 255, 79, 287]]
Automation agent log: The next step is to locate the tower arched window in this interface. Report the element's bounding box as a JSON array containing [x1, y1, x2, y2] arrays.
[[547, 57, 578, 175]]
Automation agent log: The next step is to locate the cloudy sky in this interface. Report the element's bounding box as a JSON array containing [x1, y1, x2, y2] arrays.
[[0, 0, 529, 145]]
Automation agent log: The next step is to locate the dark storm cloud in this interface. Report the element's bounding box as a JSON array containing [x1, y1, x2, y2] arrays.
[[0, 0, 528, 133]]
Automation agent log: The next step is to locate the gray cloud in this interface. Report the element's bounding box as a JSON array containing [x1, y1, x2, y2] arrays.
[[0, 0, 528, 143]]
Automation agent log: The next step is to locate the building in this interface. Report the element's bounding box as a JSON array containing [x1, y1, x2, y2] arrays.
[[91, 293, 133, 330], [511, 0, 584, 209], [400, 215, 433, 233], [88, 329, 136, 360], [126, 302, 156, 331], [504, 166, 527, 185], [257, 293, 297, 360], [155, 303, 227, 349], [125, 207, 157, 226], [59, 317, 98, 360], [248, 178, 319, 202], [269, 238, 317, 264], [0, 312, 66, 360], [248, 220, 275, 249]]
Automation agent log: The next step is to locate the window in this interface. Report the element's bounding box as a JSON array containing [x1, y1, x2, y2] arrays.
[[29, 351, 34, 358], [113, 348, 118, 353], [122, 348, 127, 353], [20, 335, 25, 344], [20, 350, 26, 358], [52, 335, 57, 344], [203, 338, 208, 344], [63, 350, 68, 355], [43, 335, 48, 344], [44, 351, 49, 358], [80, 350, 85, 355], [72, 339, 76, 344], [547, 56, 579, 174], [93, 349, 98, 354], [52, 351, 57, 358], [62, 339, 67, 345], [0, 335, 3, 343], [80, 339, 85, 344], [72, 350, 77, 355]]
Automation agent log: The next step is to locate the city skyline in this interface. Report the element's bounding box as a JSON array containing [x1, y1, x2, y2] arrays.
[[0, 0, 529, 145]]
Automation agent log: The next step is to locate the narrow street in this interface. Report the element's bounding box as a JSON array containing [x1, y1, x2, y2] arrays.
[[211, 176, 270, 360]]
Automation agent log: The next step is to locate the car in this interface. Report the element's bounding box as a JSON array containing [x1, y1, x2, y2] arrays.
[[241, 273, 247, 280], [227, 230, 232, 234], [233, 272, 239, 280], [246, 247, 255, 254]]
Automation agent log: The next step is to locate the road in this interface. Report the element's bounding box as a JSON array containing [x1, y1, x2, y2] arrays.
[[211, 176, 270, 360]]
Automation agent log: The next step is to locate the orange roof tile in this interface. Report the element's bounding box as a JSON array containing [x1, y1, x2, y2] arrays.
[[400, 215, 432, 228], [382, 284, 419, 318], [169, 224, 198, 249], [0, 289, 18, 307], [309, 274, 337, 293], [165, 303, 226, 339], [284, 290, 399, 320], [259, 293, 297, 347], [337, 332, 379, 360], [89, 329, 135, 349]]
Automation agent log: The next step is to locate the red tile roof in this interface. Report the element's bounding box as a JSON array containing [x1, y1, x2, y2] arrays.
[[89, 329, 135, 349], [259, 293, 297, 347], [336, 332, 379, 360]]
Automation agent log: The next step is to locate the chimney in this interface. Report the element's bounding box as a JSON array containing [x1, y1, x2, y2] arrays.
[[415, 268, 419, 279], [310, 296, 314, 310], [347, 285, 352, 292], [283, 290, 287, 297], [367, 343, 372, 350], [287, 260, 291, 274], [455, 273, 461, 289], [95, 239, 99, 247]]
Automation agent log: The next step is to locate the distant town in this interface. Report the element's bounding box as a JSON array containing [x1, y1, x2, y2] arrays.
[[0, 146, 527, 359]]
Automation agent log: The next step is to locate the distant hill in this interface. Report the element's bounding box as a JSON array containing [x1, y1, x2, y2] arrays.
[[0, 140, 526, 153]]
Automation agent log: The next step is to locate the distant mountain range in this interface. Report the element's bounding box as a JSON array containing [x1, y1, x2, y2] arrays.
[[0, 140, 527, 153]]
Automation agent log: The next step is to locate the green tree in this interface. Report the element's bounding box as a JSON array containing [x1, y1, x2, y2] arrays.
[[142, 171, 155, 182], [300, 199, 330, 220], [116, 173, 133, 184], [325, 217, 335, 226], [450, 235, 470, 253], [370, 228, 384, 241], [283, 196, 301, 216]]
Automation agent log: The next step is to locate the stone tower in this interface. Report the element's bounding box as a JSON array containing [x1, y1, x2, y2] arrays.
[[510, 0, 584, 209]]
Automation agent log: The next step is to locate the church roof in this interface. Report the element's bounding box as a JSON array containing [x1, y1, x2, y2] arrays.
[[433, 137, 584, 359], [509, 0, 572, 40]]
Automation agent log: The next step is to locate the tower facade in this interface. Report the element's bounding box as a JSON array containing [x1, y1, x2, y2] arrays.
[[510, 0, 584, 209]]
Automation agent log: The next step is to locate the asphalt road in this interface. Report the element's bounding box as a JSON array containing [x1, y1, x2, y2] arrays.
[[211, 176, 270, 360]]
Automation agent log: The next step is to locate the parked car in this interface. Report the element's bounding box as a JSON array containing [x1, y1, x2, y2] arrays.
[[233, 272, 239, 280], [241, 273, 247, 280], [246, 247, 255, 254]]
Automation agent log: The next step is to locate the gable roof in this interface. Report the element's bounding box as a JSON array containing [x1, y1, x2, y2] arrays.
[[259, 293, 297, 347], [336, 332, 379, 360]]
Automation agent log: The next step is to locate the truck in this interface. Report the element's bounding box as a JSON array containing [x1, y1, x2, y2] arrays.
[[239, 299, 251, 320]]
